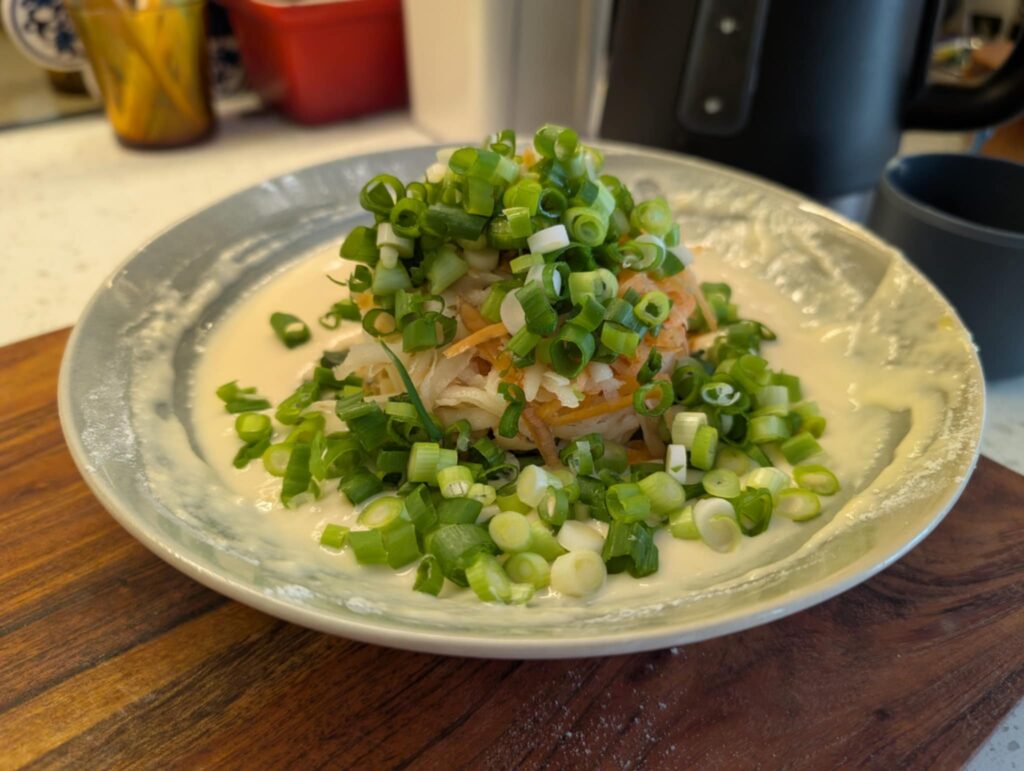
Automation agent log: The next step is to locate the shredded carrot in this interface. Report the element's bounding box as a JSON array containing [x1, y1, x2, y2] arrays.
[[548, 394, 633, 426], [522, 406, 560, 467], [444, 322, 508, 359], [626, 444, 658, 464], [458, 303, 489, 333], [537, 399, 564, 421]]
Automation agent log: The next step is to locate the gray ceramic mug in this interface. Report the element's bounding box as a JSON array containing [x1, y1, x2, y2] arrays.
[[868, 153, 1024, 379]]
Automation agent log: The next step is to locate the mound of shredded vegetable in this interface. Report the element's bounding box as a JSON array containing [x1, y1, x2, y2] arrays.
[[218, 125, 840, 604]]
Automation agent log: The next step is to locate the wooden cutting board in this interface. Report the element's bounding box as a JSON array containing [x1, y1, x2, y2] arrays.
[[1, 328, 1022, 770]]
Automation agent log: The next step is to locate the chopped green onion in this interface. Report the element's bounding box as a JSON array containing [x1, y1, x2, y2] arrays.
[[438, 465, 474, 498], [538, 486, 570, 526], [404, 484, 438, 533], [732, 487, 774, 535], [633, 379, 674, 417], [382, 521, 422, 569], [780, 432, 823, 464], [606, 482, 651, 523], [340, 226, 379, 264], [427, 524, 498, 587], [467, 483, 497, 506], [793, 464, 840, 495], [562, 207, 608, 246], [714, 446, 756, 475], [702, 468, 741, 499], [495, 482, 531, 514], [748, 414, 792, 444], [568, 269, 618, 306], [776, 488, 822, 521], [498, 382, 526, 439], [772, 371, 803, 402], [235, 412, 271, 443], [516, 464, 557, 507], [349, 529, 388, 564], [742, 466, 790, 499], [378, 343, 443, 442], [637, 348, 663, 385], [466, 553, 513, 603], [693, 498, 741, 553], [426, 246, 469, 294], [549, 324, 596, 378], [550, 550, 606, 597], [421, 203, 488, 241], [690, 425, 719, 470], [413, 555, 444, 596], [671, 359, 707, 405], [371, 263, 413, 295], [471, 437, 505, 468], [488, 511, 533, 552], [665, 443, 688, 483], [629, 197, 673, 237], [700, 381, 743, 408], [262, 442, 292, 477], [669, 505, 700, 540], [319, 299, 362, 329], [600, 323, 640, 357], [340, 470, 384, 504], [515, 283, 558, 335], [319, 523, 350, 550], [480, 281, 515, 323], [602, 521, 659, 578], [568, 295, 606, 332], [792, 401, 827, 438], [671, 411, 708, 448], [216, 380, 271, 414], [357, 495, 405, 529], [281, 443, 317, 508], [504, 552, 551, 588], [637, 471, 685, 515], [503, 178, 542, 214], [529, 521, 568, 561], [437, 497, 483, 524], [359, 174, 404, 215], [753, 385, 790, 417], [389, 197, 427, 238], [362, 308, 398, 338]]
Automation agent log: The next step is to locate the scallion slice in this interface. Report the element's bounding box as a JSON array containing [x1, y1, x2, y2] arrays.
[[633, 379, 674, 417], [793, 464, 840, 495], [413, 555, 444, 596], [550, 550, 606, 597], [780, 432, 823, 464], [606, 482, 651, 523], [637, 471, 685, 515], [319, 523, 350, 550], [693, 498, 741, 553], [216, 381, 271, 414], [602, 520, 659, 578], [504, 552, 551, 589], [690, 425, 719, 471], [349, 529, 388, 564], [776, 488, 822, 521]]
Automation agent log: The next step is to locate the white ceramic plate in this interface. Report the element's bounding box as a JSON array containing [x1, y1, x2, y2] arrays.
[[59, 143, 984, 658]]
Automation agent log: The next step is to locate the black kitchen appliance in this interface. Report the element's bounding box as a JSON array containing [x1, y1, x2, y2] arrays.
[[601, 0, 1024, 212]]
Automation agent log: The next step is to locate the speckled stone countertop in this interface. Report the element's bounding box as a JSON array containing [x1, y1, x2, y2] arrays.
[[1, 111, 1020, 767]]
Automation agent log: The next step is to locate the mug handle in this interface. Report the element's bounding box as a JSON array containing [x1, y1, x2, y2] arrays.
[[904, 14, 1024, 131]]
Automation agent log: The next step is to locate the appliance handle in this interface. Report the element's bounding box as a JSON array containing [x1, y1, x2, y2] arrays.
[[904, 28, 1024, 130]]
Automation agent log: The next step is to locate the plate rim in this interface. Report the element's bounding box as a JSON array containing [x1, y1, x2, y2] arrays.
[[57, 140, 986, 658]]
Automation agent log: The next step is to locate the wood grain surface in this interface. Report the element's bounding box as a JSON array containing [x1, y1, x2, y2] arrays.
[[1, 328, 1022, 770]]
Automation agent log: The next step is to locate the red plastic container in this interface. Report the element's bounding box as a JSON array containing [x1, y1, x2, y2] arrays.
[[222, 0, 408, 124]]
